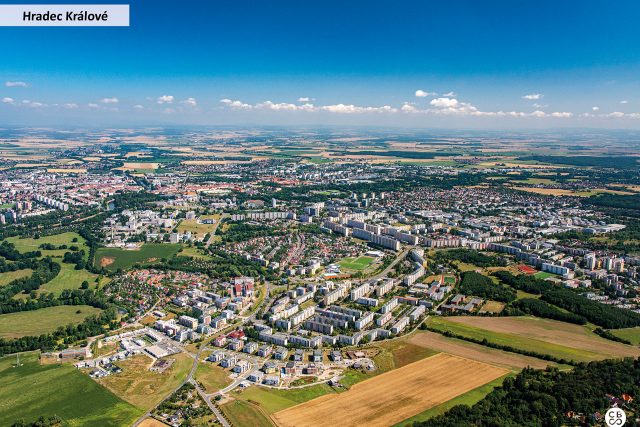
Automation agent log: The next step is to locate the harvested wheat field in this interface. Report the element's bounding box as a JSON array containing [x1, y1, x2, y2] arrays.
[[272, 353, 508, 427], [446, 316, 640, 359], [408, 331, 554, 370]]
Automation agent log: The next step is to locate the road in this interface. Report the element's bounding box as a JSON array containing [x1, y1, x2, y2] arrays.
[[369, 247, 410, 281]]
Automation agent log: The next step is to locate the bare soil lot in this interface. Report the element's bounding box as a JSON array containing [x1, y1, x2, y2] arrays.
[[272, 353, 507, 427]]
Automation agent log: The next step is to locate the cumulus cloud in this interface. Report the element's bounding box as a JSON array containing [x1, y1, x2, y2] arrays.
[[430, 97, 459, 108], [551, 111, 573, 118], [415, 89, 437, 98], [298, 97, 314, 102], [181, 97, 197, 107], [88, 103, 100, 109], [62, 103, 78, 109], [220, 98, 253, 110], [100, 97, 119, 104], [2, 97, 14, 104], [523, 93, 543, 100], [620, 100, 628, 104], [592, 106, 599, 111], [5, 81, 28, 88], [157, 95, 174, 104], [133, 104, 144, 110], [608, 111, 625, 118]]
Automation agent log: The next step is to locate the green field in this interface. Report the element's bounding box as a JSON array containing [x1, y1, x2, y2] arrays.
[[94, 244, 182, 271], [533, 271, 557, 280], [427, 317, 603, 362], [0, 269, 33, 286], [179, 245, 213, 260], [221, 399, 273, 427], [5, 232, 89, 259], [0, 305, 103, 339], [38, 262, 100, 296], [0, 351, 141, 426], [393, 374, 511, 426], [338, 256, 375, 271], [610, 327, 640, 345]]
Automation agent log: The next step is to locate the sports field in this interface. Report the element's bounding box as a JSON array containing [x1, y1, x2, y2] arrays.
[[0, 268, 32, 286], [0, 351, 141, 426], [94, 244, 181, 271], [338, 256, 375, 271], [0, 305, 103, 338], [272, 354, 508, 427], [430, 316, 640, 362]]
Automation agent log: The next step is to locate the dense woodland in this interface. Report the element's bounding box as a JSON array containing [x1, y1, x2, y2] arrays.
[[413, 358, 640, 427], [458, 271, 516, 303], [493, 271, 640, 329]]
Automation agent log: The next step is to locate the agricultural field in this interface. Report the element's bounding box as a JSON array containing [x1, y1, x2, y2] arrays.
[[429, 316, 640, 362], [0, 268, 33, 286], [393, 374, 510, 426], [272, 354, 508, 427], [94, 244, 182, 271], [338, 256, 375, 271], [407, 331, 556, 370], [0, 351, 141, 426], [98, 353, 192, 410], [0, 305, 103, 339], [609, 327, 640, 345]]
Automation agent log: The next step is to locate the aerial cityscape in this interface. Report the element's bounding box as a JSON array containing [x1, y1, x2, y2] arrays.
[[2, 1, 640, 427]]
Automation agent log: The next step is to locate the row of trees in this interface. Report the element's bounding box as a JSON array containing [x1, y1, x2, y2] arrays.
[[507, 298, 587, 325], [493, 271, 640, 329], [0, 307, 118, 356]]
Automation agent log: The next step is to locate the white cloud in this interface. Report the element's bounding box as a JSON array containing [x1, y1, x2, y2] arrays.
[[430, 97, 459, 108], [607, 111, 625, 118], [523, 93, 543, 100], [592, 106, 599, 111], [100, 97, 119, 104], [442, 91, 457, 97], [88, 103, 100, 109], [532, 103, 547, 109], [256, 101, 300, 111], [5, 81, 28, 88], [415, 89, 437, 98], [180, 97, 197, 107], [62, 103, 78, 109], [133, 104, 144, 110], [298, 97, 313, 102], [163, 107, 176, 114], [620, 100, 628, 104], [220, 98, 253, 110], [401, 102, 418, 113], [22, 100, 44, 108], [157, 95, 174, 104], [550, 112, 573, 118], [2, 97, 14, 104]]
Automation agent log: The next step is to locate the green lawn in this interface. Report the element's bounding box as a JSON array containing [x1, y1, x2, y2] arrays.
[[0, 269, 33, 286], [427, 317, 602, 362], [0, 352, 141, 426], [5, 232, 89, 259], [338, 256, 375, 271], [94, 244, 182, 271], [0, 305, 103, 339], [534, 271, 557, 280], [38, 262, 99, 296], [393, 374, 512, 426], [610, 327, 640, 345]]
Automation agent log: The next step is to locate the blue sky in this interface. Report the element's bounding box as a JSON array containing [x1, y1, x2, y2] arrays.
[[3, 0, 640, 128]]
